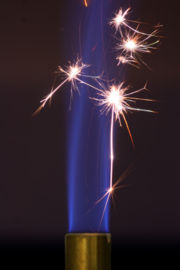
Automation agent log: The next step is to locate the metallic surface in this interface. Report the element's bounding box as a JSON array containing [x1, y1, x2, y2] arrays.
[[65, 233, 111, 270]]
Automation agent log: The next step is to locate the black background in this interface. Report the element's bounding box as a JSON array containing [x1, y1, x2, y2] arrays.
[[0, 0, 180, 268]]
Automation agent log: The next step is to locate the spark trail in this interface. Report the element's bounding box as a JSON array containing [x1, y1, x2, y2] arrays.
[[84, 0, 88, 7], [93, 82, 157, 226]]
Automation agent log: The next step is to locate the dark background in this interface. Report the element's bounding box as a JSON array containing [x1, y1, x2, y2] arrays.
[[0, 0, 179, 267]]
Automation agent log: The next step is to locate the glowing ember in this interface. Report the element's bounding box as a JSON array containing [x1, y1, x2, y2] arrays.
[[117, 56, 128, 64], [110, 8, 130, 31], [104, 85, 125, 118], [124, 39, 137, 51], [68, 66, 82, 80], [84, 0, 88, 7], [108, 187, 113, 194], [116, 55, 138, 68]]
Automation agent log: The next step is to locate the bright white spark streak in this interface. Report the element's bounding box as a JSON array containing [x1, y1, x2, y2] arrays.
[[110, 108, 114, 190]]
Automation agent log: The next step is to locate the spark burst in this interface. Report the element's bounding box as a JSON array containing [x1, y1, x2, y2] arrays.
[[118, 32, 159, 57], [115, 29, 160, 68], [110, 8, 130, 32], [34, 59, 102, 114], [110, 8, 159, 37]]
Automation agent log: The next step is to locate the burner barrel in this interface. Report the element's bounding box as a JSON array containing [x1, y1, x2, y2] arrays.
[[65, 233, 111, 270]]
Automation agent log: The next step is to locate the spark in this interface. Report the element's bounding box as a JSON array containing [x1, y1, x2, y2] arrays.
[[110, 8, 130, 31], [40, 59, 87, 110], [110, 8, 159, 37], [116, 55, 139, 68], [124, 38, 137, 51], [93, 82, 154, 124], [117, 55, 128, 64], [116, 32, 160, 67], [120, 34, 159, 55], [97, 162, 135, 230], [98, 183, 127, 229], [34, 59, 103, 114], [84, 0, 88, 7]]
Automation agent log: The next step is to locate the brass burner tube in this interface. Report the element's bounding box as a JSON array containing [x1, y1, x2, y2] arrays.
[[65, 233, 111, 270]]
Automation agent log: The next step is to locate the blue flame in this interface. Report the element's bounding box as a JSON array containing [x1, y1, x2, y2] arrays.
[[67, 0, 113, 232]]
